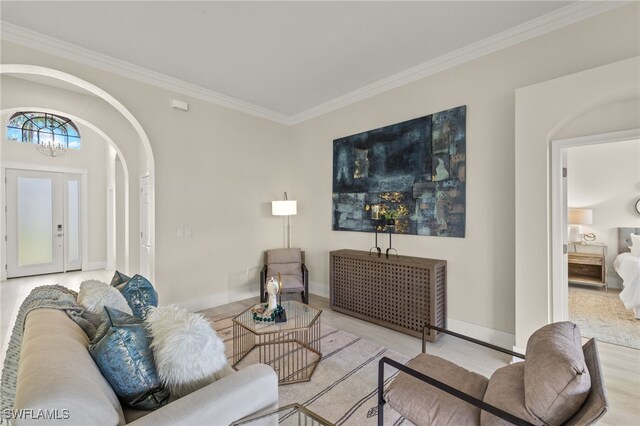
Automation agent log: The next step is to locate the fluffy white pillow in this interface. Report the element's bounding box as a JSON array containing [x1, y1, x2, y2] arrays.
[[145, 305, 227, 398], [77, 280, 132, 315]]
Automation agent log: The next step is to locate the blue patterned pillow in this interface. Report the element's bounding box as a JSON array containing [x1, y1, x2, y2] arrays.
[[116, 274, 158, 319], [89, 307, 169, 409], [110, 270, 130, 287]]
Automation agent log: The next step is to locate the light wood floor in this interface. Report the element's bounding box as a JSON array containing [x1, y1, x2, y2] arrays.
[[203, 294, 640, 426], [1, 272, 638, 425]]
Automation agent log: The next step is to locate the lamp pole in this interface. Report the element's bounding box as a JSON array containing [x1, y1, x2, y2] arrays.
[[284, 192, 291, 248]]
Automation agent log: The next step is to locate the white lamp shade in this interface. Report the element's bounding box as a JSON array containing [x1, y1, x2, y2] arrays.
[[272, 200, 297, 216], [568, 208, 593, 225]]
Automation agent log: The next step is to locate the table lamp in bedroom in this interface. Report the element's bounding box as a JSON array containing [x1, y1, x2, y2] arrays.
[[568, 208, 593, 243]]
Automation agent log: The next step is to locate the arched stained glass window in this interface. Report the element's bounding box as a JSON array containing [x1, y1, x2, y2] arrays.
[[7, 112, 81, 149]]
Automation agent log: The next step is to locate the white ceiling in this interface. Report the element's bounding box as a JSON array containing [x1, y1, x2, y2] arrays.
[[0, 1, 620, 121]]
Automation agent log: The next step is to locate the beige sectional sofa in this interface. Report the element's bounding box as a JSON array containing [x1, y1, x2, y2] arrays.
[[13, 309, 278, 425]]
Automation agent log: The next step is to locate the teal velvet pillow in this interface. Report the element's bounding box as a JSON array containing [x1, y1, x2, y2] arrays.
[[89, 307, 169, 410], [110, 270, 130, 287], [115, 274, 158, 319]]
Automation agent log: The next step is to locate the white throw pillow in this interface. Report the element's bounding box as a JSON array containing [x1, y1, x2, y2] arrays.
[[627, 233, 640, 256], [77, 280, 133, 315], [146, 305, 227, 398]]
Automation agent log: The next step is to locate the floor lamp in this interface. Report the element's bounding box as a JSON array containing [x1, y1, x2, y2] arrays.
[[272, 192, 297, 248]]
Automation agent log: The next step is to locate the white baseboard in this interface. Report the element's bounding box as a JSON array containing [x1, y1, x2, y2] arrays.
[[176, 290, 260, 313], [306, 284, 515, 349], [446, 317, 515, 349], [0, 263, 105, 278], [82, 261, 107, 271], [176, 285, 325, 313], [310, 280, 330, 299], [512, 346, 526, 363]]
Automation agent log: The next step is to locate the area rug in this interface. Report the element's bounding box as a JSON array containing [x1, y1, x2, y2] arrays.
[[569, 287, 640, 350], [211, 313, 413, 425]]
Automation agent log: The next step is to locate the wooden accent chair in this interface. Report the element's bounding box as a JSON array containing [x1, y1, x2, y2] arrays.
[[378, 322, 608, 426], [260, 248, 309, 304]]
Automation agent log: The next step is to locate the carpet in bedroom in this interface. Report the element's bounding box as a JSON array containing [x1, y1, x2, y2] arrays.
[[211, 313, 413, 425], [569, 286, 640, 350]]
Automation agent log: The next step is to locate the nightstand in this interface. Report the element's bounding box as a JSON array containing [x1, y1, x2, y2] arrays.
[[568, 243, 607, 291]]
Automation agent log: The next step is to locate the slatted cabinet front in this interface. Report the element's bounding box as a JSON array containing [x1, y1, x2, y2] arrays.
[[330, 250, 447, 341]]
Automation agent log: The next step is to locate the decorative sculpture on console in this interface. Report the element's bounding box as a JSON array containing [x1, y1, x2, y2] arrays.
[[369, 204, 382, 257], [368, 204, 399, 258]]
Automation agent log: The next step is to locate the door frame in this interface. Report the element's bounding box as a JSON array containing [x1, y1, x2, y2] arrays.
[[64, 173, 83, 272], [139, 174, 151, 279], [1, 162, 88, 279], [549, 128, 640, 322]]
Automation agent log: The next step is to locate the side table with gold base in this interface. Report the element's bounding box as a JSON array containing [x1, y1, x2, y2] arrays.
[[232, 300, 322, 385], [232, 403, 334, 425]]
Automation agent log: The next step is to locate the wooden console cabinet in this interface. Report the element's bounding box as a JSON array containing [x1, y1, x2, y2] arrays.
[[330, 250, 447, 342]]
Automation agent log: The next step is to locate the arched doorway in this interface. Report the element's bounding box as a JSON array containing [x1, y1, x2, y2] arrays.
[[0, 64, 155, 280], [1, 106, 131, 275]]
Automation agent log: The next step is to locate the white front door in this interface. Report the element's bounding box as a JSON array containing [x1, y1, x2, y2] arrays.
[[6, 169, 64, 277]]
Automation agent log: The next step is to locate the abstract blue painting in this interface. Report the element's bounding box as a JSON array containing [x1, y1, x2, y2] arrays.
[[332, 105, 466, 237]]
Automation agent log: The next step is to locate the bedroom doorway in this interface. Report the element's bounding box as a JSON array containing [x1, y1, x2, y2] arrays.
[[550, 129, 640, 349]]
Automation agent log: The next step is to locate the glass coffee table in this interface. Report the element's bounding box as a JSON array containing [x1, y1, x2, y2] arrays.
[[232, 403, 334, 425], [232, 300, 322, 385]]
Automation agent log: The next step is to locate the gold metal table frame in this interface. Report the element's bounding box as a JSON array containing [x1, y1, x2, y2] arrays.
[[232, 403, 334, 425], [232, 300, 322, 385]]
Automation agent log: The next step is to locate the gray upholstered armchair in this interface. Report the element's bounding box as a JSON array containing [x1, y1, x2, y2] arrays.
[[378, 322, 608, 426], [260, 248, 309, 304]]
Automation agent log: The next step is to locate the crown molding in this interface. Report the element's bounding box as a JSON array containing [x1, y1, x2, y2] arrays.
[[0, 1, 626, 127], [0, 21, 291, 125], [287, 1, 627, 125]]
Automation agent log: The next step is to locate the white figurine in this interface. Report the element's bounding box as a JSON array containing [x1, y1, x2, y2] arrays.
[[265, 276, 281, 312]]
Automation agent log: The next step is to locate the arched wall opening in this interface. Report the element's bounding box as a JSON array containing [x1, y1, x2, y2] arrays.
[[514, 56, 640, 350], [0, 64, 155, 281], [1, 106, 131, 274], [547, 89, 640, 324]]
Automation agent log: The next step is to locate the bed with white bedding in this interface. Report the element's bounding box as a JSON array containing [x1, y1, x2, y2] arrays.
[[613, 228, 640, 319]]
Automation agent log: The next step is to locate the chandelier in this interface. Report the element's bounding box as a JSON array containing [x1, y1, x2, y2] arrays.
[[36, 126, 67, 157]]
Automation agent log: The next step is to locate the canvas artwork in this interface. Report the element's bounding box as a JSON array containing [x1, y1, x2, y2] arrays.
[[332, 105, 466, 237]]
